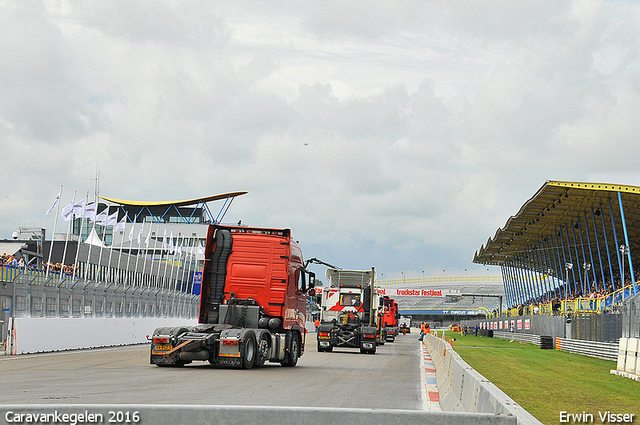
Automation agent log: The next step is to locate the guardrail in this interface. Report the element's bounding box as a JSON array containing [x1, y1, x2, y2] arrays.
[[555, 338, 618, 361], [492, 330, 618, 361], [492, 331, 541, 346]]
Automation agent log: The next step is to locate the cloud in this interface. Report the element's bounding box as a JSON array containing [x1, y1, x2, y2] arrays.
[[1, 0, 640, 280]]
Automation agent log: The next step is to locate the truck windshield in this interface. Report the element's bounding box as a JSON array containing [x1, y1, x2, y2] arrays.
[[340, 293, 361, 306]]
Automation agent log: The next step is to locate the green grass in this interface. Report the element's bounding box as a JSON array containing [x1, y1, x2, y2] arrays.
[[444, 331, 639, 425]]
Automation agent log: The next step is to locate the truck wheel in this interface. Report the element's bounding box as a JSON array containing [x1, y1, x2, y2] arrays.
[[242, 333, 257, 369], [255, 335, 269, 368], [281, 332, 299, 367]]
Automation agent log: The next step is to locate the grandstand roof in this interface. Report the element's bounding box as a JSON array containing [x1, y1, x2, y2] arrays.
[[473, 181, 640, 266], [99, 191, 247, 207]]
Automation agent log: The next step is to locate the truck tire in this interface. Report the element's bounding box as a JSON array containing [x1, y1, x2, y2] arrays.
[[255, 334, 270, 368], [281, 332, 299, 367], [242, 332, 257, 369]]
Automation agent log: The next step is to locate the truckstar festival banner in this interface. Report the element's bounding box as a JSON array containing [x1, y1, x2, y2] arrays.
[[375, 288, 458, 297]]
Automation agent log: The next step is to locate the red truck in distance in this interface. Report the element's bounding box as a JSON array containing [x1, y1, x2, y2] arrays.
[[150, 224, 315, 369], [380, 296, 399, 342]]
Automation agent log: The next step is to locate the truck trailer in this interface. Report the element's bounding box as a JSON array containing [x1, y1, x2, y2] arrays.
[[316, 268, 378, 354], [150, 224, 315, 369]]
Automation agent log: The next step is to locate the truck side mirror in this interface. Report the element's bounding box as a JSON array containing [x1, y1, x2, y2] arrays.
[[307, 272, 316, 290]]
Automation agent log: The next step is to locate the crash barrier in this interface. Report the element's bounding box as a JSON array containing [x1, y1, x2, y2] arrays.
[[611, 337, 640, 381], [423, 334, 543, 425], [0, 405, 517, 425], [492, 331, 541, 346], [4, 317, 195, 354], [554, 337, 618, 361], [491, 330, 618, 360]]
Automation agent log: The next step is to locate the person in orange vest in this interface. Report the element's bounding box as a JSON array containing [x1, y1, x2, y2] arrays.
[[314, 319, 320, 332], [419, 322, 426, 341]]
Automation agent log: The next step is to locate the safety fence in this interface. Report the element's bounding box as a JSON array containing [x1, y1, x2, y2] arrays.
[[377, 275, 502, 286], [489, 283, 636, 318], [3, 268, 199, 320]]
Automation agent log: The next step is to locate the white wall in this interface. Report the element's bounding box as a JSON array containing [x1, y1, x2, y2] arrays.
[[12, 317, 197, 354]]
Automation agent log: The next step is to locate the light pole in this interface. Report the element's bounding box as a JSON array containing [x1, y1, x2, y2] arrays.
[[401, 271, 404, 284], [620, 245, 629, 299], [565, 263, 573, 298], [421, 270, 424, 283], [582, 262, 591, 295]]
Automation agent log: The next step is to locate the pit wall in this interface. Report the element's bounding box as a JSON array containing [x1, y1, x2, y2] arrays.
[[6, 317, 196, 354], [423, 333, 543, 425]]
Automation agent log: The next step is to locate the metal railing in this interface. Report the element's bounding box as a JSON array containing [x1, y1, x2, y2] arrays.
[[2, 265, 199, 320]]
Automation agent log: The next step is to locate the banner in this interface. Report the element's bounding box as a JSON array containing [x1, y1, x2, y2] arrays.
[[375, 287, 458, 297]]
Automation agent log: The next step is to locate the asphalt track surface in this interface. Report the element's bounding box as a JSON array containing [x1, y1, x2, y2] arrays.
[[0, 333, 423, 409]]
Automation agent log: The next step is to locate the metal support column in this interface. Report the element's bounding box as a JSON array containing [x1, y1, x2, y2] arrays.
[[617, 191, 637, 296], [590, 208, 606, 294]]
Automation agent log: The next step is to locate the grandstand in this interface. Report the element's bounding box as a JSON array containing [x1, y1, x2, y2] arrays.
[[473, 181, 639, 311], [375, 276, 504, 323]]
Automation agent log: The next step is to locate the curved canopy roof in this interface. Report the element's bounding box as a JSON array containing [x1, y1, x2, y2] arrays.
[[99, 191, 247, 207], [473, 181, 640, 266]]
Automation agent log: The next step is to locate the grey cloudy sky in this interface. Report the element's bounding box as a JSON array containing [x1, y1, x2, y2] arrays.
[[2, 1, 640, 281]]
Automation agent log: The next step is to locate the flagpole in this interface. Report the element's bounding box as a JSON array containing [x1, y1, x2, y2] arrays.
[[163, 228, 171, 291], [141, 221, 153, 288], [149, 219, 162, 290], [106, 216, 118, 285], [84, 205, 104, 281], [71, 192, 89, 280], [133, 221, 144, 288], [114, 212, 128, 285], [179, 236, 190, 292], [124, 214, 138, 287], [59, 191, 77, 280], [45, 185, 63, 279]]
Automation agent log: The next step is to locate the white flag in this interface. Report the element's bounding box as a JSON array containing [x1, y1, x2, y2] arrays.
[[128, 220, 135, 241], [199, 244, 205, 256], [45, 190, 61, 216], [106, 211, 118, 226], [163, 228, 167, 250], [115, 216, 127, 232], [137, 222, 144, 245], [72, 199, 86, 218], [169, 230, 174, 254], [144, 225, 152, 247], [177, 238, 183, 255], [61, 194, 76, 222], [93, 207, 108, 223], [84, 202, 97, 220]]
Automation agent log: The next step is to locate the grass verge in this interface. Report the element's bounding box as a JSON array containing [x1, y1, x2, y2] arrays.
[[443, 331, 638, 425]]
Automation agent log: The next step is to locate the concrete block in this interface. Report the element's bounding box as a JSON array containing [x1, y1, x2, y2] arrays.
[[626, 338, 639, 375], [617, 337, 628, 372]]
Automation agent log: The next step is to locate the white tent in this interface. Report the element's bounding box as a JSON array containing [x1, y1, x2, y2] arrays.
[[84, 228, 105, 247]]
